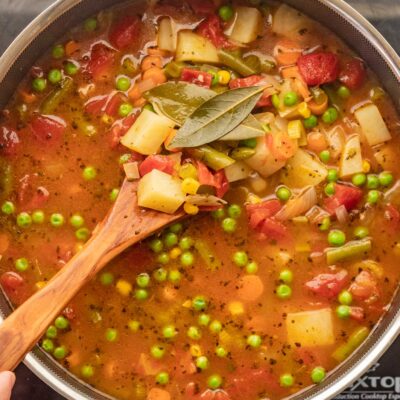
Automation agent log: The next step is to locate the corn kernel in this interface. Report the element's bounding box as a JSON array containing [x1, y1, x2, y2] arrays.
[[228, 301, 244, 316], [190, 344, 202, 357], [184, 202, 199, 215], [182, 300, 192, 308], [362, 160, 371, 173], [101, 114, 114, 125], [217, 70, 231, 85], [288, 119, 306, 140], [179, 163, 198, 180], [169, 247, 182, 259], [116, 279, 132, 296], [298, 102, 311, 118], [182, 178, 200, 195], [35, 281, 47, 290], [247, 193, 261, 204]]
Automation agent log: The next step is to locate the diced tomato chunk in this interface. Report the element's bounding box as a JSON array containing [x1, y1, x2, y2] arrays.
[[86, 43, 115, 81], [109, 15, 141, 50], [349, 270, 379, 302], [0, 271, 28, 304], [305, 269, 349, 299], [297, 52, 340, 86], [384, 204, 400, 233], [247, 200, 282, 229], [214, 170, 229, 198], [196, 161, 229, 198], [187, 0, 216, 15], [197, 161, 216, 186], [181, 68, 213, 88], [105, 93, 124, 117], [84, 95, 108, 115], [350, 306, 365, 321], [139, 155, 176, 176], [0, 126, 20, 156], [30, 115, 65, 146], [109, 113, 138, 149], [197, 15, 233, 49], [339, 58, 367, 90], [324, 184, 363, 215], [17, 174, 50, 211], [259, 218, 288, 241], [229, 75, 263, 89]]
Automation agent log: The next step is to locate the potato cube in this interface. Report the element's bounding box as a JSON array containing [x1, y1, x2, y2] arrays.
[[138, 169, 185, 214], [224, 161, 252, 182], [157, 17, 176, 52], [339, 134, 363, 178], [120, 109, 175, 155], [228, 7, 263, 44], [176, 31, 219, 64]]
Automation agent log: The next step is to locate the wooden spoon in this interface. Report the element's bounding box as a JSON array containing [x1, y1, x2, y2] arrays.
[[0, 179, 183, 371]]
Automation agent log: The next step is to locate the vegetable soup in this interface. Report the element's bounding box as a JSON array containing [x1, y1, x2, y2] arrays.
[[1, 0, 400, 399]]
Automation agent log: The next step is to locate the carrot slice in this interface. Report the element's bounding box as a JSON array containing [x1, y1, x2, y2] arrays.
[[281, 66, 311, 99], [308, 98, 328, 115], [236, 275, 264, 302], [65, 40, 80, 57], [142, 67, 167, 85], [147, 388, 171, 400], [19, 90, 37, 104], [273, 38, 303, 66]]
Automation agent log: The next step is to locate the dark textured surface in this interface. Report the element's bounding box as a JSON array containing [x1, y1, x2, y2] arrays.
[[0, 1, 400, 399]]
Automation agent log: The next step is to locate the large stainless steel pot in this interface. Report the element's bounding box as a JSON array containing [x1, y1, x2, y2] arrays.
[[0, 0, 399, 399]]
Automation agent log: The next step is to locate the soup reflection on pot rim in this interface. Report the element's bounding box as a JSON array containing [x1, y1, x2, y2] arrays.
[[0, 1, 400, 400]]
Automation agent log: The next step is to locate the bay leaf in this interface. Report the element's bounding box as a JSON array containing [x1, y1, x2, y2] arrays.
[[144, 82, 215, 125], [171, 86, 265, 148], [219, 114, 265, 141]]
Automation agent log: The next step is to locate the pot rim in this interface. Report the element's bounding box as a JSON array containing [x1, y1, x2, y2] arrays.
[[0, 1, 399, 399]]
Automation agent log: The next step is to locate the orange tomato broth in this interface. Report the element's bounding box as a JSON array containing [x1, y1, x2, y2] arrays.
[[0, 1, 400, 399]]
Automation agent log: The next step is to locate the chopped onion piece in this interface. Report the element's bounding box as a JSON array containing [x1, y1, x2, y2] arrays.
[[335, 204, 349, 225], [186, 195, 227, 207], [123, 162, 140, 181], [306, 206, 330, 225], [275, 186, 317, 221]]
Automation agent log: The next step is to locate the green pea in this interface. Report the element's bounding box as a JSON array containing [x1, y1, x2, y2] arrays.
[[354, 226, 369, 239], [169, 222, 183, 234], [352, 173, 367, 187], [1, 201, 15, 215], [222, 218, 237, 233], [109, 188, 119, 202], [32, 210, 45, 224], [150, 345, 165, 359], [15, 258, 29, 272], [336, 305, 351, 319], [49, 213, 64, 228], [187, 326, 201, 340], [319, 217, 331, 232], [153, 268, 168, 282], [276, 186, 291, 202], [181, 251, 194, 267], [70, 214, 84, 228], [150, 238, 163, 253], [196, 355, 209, 370], [367, 190, 380, 204], [283, 91, 299, 107], [53, 345, 67, 359], [143, 103, 155, 112], [366, 174, 380, 189], [135, 288, 149, 300], [55, 316, 69, 330], [245, 261, 258, 274], [338, 290, 353, 305], [128, 320, 141, 332], [81, 364, 94, 378], [48, 69, 62, 84], [42, 338, 54, 353], [52, 44, 65, 59], [207, 70, 219, 86], [303, 115, 318, 129], [198, 314, 210, 326], [168, 270, 181, 285], [337, 85, 351, 99], [105, 328, 118, 342], [162, 324, 177, 339], [311, 366, 326, 384], [136, 273, 150, 288], [17, 212, 32, 228], [46, 325, 57, 339], [32, 77, 47, 92], [164, 232, 178, 248], [239, 138, 257, 148], [327, 169, 338, 183], [192, 296, 208, 311], [116, 76, 131, 91], [322, 107, 338, 124], [65, 61, 79, 75], [218, 5, 234, 21], [319, 150, 331, 163], [280, 373, 294, 388], [212, 208, 225, 220], [215, 346, 228, 357], [324, 182, 336, 196], [100, 272, 114, 286], [232, 251, 248, 267], [279, 269, 293, 284], [209, 320, 222, 333], [379, 171, 394, 187], [119, 153, 131, 165], [75, 227, 90, 241], [276, 284, 292, 300], [228, 204, 242, 219], [84, 17, 97, 32], [328, 230, 346, 247], [157, 252, 170, 265], [82, 166, 97, 181], [247, 334, 262, 348], [207, 374, 223, 389], [156, 372, 169, 385], [118, 103, 133, 117], [179, 237, 194, 250]]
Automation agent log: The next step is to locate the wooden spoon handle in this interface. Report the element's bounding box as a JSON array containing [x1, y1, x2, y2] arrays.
[[0, 230, 114, 371]]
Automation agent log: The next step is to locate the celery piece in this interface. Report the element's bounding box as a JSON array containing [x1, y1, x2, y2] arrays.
[[191, 145, 235, 171], [40, 78, 74, 114], [194, 240, 222, 271], [332, 327, 370, 362], [326, 239, 372, 265], [218, 50, 258, 77]]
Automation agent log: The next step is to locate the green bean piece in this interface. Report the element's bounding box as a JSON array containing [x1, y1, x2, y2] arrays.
[[230, 147, 256, 161], [191, 145, 235, 171], [332, 327, 370, 362], [164, 61, 186, 79], [218, 49, 258, 77], [326, 239, 372, 265], [40, 78, 74, 114], [243, 55, 262, 74]]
